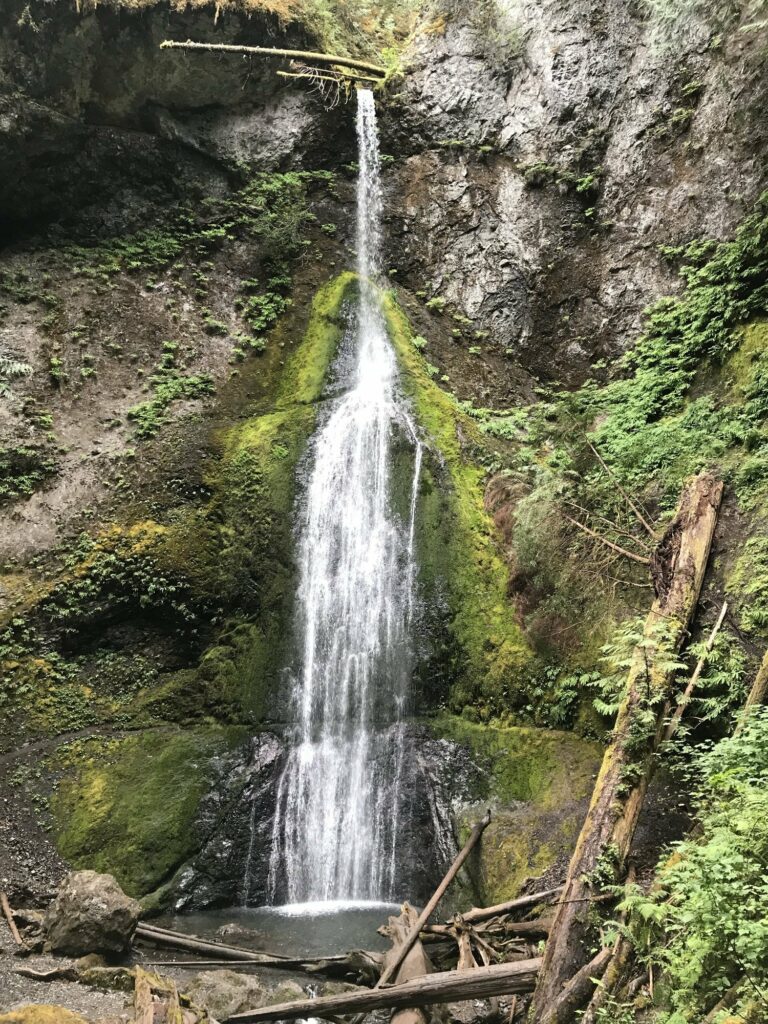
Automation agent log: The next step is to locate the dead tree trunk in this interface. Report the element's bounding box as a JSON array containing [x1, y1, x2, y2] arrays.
[[531, 472, 722, 1021], [225, 958, 542, 1023], [734, 648, 768, 735], [381, 905, 434, 1024]]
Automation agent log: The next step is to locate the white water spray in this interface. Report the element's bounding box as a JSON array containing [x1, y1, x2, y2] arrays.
[[265, 89, 422, 904]]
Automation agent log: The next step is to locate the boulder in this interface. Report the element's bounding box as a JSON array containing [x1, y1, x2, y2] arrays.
[[185, 970, 267, 1019], [43, 870, 140, 957], [0, 1009, 89, 1024]]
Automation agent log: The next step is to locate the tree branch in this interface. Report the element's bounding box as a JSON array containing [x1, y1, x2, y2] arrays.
[[563, 514, 651, 565], [159, 39, 386, 77]]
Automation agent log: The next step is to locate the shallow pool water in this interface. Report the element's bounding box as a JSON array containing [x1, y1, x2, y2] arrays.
[[158, 900, 403, 959]]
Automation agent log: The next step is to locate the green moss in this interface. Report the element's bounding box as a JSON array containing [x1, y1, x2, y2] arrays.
[[430, 713, 602, 809], [383, 291, 532, 712], [50, 727, 246, 897], [431, 715, 602, 902]]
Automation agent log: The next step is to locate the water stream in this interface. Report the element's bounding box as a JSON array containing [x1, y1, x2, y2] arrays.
[[263, 89, 423, 905]]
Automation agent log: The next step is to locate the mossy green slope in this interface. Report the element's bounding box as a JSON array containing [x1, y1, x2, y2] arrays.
[[383, 290, 532, 713], [50, 727, 247, 897]]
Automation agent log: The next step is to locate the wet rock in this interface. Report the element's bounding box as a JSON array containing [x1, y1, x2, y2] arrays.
[[168, 733, 285, 910], [43, 871, 140, 957]]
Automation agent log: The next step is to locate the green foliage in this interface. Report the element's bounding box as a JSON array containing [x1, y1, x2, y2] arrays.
[[622, 710, 768, 1022], [729, 535, 768, 638], [0, 354, 32, 396], [425, 295, 447, 313], [41, 524, 205, 633], [128, 370, 214, 439], [0, 444, 59, 502]]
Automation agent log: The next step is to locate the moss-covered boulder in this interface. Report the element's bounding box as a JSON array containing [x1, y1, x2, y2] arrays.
[[430, 715, 603, 903], [0, 1010, 88, 1024]]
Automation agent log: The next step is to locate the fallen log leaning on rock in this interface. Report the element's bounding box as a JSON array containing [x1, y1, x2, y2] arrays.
[[1, 891, 25, 948], [225, 958, 543, 1023], [375, 808, 492, 991], [531, 471, 723, 1020]]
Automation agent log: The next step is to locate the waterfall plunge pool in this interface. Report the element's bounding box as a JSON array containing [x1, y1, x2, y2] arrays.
[[157, 900, 404, 958]]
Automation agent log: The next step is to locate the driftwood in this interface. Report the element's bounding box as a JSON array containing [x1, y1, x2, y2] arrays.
[[424, 919, 549, 940], [375, 809, 491, 990], [531, 472, 723, 1020], [136, 922, 348, 972], [15, 965, 78, 981], [455, 887, 563, 926], [159, 40, 386, 78], [381, 904, 434, 1024], [0, 891, 24, 947], [225, 958, 543, 1023]]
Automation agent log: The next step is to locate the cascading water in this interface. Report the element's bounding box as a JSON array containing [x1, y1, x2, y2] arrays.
[[265, 89, 423, 904]]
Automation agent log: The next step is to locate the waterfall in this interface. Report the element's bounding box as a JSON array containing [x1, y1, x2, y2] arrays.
[[265, 89, 423, 905]]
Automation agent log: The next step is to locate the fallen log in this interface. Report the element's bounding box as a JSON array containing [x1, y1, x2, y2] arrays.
[[225, 958, 542, 1023], [136, 922, 348, 969], [375, 809, 491, 990], [159, 40, 386, 78], [134, 967, 155, 1024], [539, 947, 611, 1024], [382, 904, 434, 1024], [424, 920, 549, 940], [456, 887, 563, 926], [734, 647, 768, 735], [0, 891, 24, 947], [531, 472, 723, 1020]]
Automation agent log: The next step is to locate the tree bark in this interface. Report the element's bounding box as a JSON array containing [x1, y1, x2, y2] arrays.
[[531, 472, 723, 1020], [381, 905, 434, 1024], [134, 967, 155, 1024], [538, 947, 612, 1024], [225, 958, 542, 1023], [734, 648, 768, 735]]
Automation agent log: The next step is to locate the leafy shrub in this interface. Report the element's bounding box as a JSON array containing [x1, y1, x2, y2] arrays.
[[623, 710, 768, 1022]]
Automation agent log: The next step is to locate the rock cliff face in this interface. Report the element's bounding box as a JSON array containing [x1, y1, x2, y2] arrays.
[[0, 0, 766, 912], [383, 0, 767, 391], [0, 0, 356, 233]]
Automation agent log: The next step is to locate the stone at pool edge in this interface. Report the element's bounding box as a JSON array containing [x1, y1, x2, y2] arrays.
[[43, 870, 140, 957]]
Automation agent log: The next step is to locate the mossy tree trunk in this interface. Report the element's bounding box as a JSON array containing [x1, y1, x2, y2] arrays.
[[531, 472, 723, 1020]]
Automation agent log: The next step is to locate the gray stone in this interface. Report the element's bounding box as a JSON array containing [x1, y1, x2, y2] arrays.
[[44, 870, 140, 957], [186, 970, 267, 1019]]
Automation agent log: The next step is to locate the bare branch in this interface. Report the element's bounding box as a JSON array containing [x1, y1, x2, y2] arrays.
[[563, 514, 651, 565]]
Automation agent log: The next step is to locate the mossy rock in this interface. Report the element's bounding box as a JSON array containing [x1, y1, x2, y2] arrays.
[[430, 715, 603, 903], [383, 291, 533, 711], [430, 714, 602, 809], [50, 726, 247, 897], [0, 1010, 89, 1024]]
